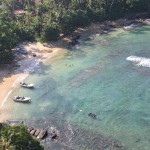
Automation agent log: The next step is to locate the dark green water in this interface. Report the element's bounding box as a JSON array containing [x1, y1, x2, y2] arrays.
[[1, 26, 150, 150]]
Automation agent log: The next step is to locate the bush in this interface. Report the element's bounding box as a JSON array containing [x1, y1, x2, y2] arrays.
[[15, 26, 35, 42], [0, 124, 44, 150], [72, 10, 90, 27], [59, 10, 91, 35], [86, 8, 106, 22], [0, 50, 14, 64], [59, 11, 76, 34], [40, 24, 60, 42]]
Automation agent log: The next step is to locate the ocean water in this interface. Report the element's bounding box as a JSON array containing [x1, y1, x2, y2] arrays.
[[1, 25, 150, 149]]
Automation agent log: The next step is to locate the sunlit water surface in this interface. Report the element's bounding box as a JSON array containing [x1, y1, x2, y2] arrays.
[[1, 26, 150, 150]]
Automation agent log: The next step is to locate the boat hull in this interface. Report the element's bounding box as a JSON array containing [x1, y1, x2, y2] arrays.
[[13, 96, 31, 103], [20, 82, 34, 88]]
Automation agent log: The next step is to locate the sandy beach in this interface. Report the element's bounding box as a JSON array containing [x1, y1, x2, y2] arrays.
[[0, 41, 65, 112]]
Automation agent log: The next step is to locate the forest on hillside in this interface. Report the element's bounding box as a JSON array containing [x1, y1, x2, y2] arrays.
[[0, 0, 150, 64]]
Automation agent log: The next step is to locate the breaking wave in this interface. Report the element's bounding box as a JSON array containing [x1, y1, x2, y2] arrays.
[[127, 56, 150, 68]]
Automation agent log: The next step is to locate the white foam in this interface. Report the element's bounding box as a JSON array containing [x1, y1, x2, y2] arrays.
[[127, 56, 150, 68]]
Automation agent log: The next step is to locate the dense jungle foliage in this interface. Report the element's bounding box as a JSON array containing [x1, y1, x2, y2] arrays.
[[0, 123, 43, 150], [0, 0, 150, 64]]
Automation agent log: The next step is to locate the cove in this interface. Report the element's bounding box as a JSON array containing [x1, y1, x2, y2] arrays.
[[1, 25, 150, 150]]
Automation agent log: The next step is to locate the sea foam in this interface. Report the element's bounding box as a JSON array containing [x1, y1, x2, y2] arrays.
[[127, 56, 150, 68]]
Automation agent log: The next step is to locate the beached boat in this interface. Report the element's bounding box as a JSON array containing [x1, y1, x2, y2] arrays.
[[123, 23, 140, 30], [13, 96, 31, 103], [37, 129, 47, 139], [20, 82, 34, 88], [27, 127, 47, 139]]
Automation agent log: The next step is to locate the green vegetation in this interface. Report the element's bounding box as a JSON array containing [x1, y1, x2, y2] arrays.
[[0, 123, 43, 150], [0, 0, 150, 64]]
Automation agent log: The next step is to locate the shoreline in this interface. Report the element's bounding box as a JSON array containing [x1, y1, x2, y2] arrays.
[[0, 42, 63, 115], [0, 16, 150, 118], [0, 74, 27, 109]]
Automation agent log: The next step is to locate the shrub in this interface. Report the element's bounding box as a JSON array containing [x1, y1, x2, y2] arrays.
[[0, 124, 44, 150], [40, 24, 60, 42]]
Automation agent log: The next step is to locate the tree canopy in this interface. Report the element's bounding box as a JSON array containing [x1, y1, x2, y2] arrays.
[[0, 123, 44, 150], [0, 0, 150, 64]]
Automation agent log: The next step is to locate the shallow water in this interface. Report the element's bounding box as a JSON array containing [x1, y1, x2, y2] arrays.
[[1, 26, 150, 149]]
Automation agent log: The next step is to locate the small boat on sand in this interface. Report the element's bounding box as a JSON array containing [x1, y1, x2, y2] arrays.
[[13, 96, 31, 103], [20, 82, 34, 88]]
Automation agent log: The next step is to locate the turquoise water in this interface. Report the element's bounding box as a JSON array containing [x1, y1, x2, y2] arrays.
[[1, 26, 150, 149]]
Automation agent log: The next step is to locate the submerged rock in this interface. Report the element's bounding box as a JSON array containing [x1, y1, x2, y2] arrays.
[[50, 127, 59, 140], [88, 113, 97, 119]]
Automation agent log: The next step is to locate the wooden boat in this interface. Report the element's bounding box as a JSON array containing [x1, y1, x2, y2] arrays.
[[30, 129, 36, 136], [13, 96, 31, 103], [27, 127, 48, 139], [34, 129, 40, 137], [37, 129, 47, 139], [28, 127, 34, 132], [20, 82, 34, 88]]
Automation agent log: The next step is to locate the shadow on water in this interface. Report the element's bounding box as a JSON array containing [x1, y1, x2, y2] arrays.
[[64, 50, 87, 59], [65, 41, 98, 59]]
